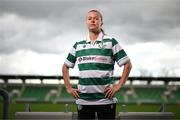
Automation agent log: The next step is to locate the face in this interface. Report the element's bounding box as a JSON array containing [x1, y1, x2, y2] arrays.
[[86, 11, 103, 33]]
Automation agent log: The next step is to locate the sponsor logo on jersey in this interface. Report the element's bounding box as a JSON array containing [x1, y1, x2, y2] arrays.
[[78, 56, 107, 63]]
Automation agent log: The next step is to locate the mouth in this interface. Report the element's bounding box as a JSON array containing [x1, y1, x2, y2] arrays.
[[90, 24, 96, 26]]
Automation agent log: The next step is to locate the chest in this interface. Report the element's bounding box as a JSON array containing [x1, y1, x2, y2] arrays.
[[76, 42, 112, 56], [76, 42, 114, 64]]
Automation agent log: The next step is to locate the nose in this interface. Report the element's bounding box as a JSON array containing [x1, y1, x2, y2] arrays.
[[91, 19, 95, 23]]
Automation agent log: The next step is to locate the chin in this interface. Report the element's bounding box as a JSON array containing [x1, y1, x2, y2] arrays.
[[89, 28, 99, 33]]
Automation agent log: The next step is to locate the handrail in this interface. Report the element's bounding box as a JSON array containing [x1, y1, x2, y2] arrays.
[[0, 88, 9, 119], [0, 75, 180, 82]]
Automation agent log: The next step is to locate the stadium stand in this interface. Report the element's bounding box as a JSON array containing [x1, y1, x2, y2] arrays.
[[0, 84, 180, 104], [1, 84, 180, 104], [0, 75, 179, 119], [0, 75, 180, 104], [20, 85, 57, 101]]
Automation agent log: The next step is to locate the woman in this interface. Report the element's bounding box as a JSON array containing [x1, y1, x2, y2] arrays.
[[62, 10, 132, 120]]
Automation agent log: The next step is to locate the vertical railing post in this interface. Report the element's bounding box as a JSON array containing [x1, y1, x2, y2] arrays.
[[0, 88, 9, 119]]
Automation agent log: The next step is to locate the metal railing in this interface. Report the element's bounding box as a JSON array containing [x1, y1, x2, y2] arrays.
[[0, 88, 9, 119], [0, 75, 180, 85]]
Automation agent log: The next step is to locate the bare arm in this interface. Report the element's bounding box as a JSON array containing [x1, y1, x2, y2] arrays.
[[117, 60, 132, 87], [105, 60, 132, 99], [62, 64, 79, 98]]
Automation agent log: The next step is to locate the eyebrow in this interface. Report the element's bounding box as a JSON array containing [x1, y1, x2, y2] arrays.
[[87, 16, 99, 18]]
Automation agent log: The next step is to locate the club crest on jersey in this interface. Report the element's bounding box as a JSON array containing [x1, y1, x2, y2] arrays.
[[99, 41, 106, 48]]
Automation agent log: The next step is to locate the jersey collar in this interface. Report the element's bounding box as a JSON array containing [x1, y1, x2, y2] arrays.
[[86, 32, 104, 43]]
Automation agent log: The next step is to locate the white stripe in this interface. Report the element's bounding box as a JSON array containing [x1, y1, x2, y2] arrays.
[[78, 84, 110, 93], [79, 70, 113, 78], [76, 98, 117, 105], [64, 60, 75, 68], [70, 47, 76, 56], [76, 42, 112, 51], [117, 56, 130, 67], [77, 55, 114, 64], [112, 43, 123, 55], [103, 35, 113, 39]]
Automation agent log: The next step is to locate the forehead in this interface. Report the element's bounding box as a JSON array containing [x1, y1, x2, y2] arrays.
[[87, 11, 100, 17]]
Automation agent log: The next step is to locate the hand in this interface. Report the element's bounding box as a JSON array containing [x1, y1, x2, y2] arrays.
[[66, 87, 80, 99], [104, 84, 121, 99]]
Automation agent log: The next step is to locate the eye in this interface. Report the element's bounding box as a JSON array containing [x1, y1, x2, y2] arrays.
[[93, 16, 100, 20], [87, 17, 92, 20]]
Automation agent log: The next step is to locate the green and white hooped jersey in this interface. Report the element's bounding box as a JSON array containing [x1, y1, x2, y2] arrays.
[[64, 32, 130, 105]]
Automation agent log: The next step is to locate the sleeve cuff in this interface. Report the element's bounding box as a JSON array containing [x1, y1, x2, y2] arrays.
[[117, 56, 130, 67], [64, 60, 75, 68]]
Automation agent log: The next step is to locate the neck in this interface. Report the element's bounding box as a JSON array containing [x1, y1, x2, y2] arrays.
[[89, 30, 100, 41]]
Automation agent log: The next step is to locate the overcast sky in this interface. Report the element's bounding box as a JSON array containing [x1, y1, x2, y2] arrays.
[[0, 0, 180, 76]]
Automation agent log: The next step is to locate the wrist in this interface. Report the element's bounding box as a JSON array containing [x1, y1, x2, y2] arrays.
[[117, 80, 123, 87], [65, 86, 72, 90]]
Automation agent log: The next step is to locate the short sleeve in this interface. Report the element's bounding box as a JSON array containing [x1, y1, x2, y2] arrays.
[[64, 42, 77, 68], [112, 38, 130, 67]]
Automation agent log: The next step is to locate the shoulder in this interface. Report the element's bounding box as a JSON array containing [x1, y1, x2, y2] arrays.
[[73, 39, 86, 49], [76, 39, 86, 45], [103, 35, 119, 46], [103, 35, 113, 40]]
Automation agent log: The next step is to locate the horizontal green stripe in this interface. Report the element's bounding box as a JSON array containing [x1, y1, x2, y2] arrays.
[[78, 40, 86, 44], [73, 40, 87, 49], [103, 38, 113, 43], [114, 50, 127, 61], [78, 63, 114, 71], [79, 93, 105, 100], [67, 53, 76, 63], [95, 39, 111, 44], [76, 49, 112, 57], [79, 77, 114, 85]]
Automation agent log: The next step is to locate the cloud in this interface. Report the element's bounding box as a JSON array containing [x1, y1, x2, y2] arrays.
[[0, 0, 180, 76], [0, 13, 66, 54], [0, 48, 80, 75], [103, 0, 180, 44], [126, 42, 180, 76], [0, 49, 64, 75], [1, 0, 180, 46], [0, 41, 179, 76]]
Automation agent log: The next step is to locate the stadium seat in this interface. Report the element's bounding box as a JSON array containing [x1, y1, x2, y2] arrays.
[[118, 112, 175, 120], [15, 112, 175, 120], [15, 112, 74, 120]]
